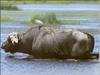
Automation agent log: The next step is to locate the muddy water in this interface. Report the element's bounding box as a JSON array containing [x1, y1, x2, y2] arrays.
[[1, 4, 100, 75]]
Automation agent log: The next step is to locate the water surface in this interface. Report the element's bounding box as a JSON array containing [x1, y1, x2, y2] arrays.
[[1, 3, 100, 75], [17, 4, 100, 11]]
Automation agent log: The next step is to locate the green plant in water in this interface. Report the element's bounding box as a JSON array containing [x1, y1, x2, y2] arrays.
[[31, 13, 61, 25], [1, 16, 14, 22]]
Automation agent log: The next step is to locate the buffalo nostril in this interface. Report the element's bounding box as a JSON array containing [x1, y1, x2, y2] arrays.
[[1, 43, 5, 49]]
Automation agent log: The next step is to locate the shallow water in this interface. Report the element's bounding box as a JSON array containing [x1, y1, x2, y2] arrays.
[[1, 4, 100, 75], [1, 22, 100, 75]]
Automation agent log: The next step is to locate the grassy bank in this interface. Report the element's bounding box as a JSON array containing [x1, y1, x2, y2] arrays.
[[1, 0, 99, 10], [1, 4, 19, 10], [1, 0, 99, 5]]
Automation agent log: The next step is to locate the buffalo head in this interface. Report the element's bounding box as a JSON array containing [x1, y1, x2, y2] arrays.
[[1, 32, 20, 53]]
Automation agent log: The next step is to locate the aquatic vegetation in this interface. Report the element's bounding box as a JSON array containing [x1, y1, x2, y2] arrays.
[[31, 13, 61, 25], [1, 17, 14, 22], [1, 3, 19, 10]]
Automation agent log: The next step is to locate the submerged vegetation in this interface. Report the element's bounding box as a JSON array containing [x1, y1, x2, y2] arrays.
[[1, 16, 14, 22]]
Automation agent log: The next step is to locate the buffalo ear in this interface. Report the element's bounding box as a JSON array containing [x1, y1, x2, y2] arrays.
[[9, 32, 19, 44]]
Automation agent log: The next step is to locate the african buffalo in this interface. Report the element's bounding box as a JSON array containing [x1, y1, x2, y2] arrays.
[[1, 25, 95, 59]]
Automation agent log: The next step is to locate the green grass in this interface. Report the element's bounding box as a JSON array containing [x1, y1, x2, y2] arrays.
[[1, 1, 99, 5], [31, 13, 61, 25], [1, 10, 99, 19], [60, 20, 88, 25], [2, 10, 99, 16], [1, 3, 19, 10], [1, 16, 14, 22], [56, 11, 100, 18]]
